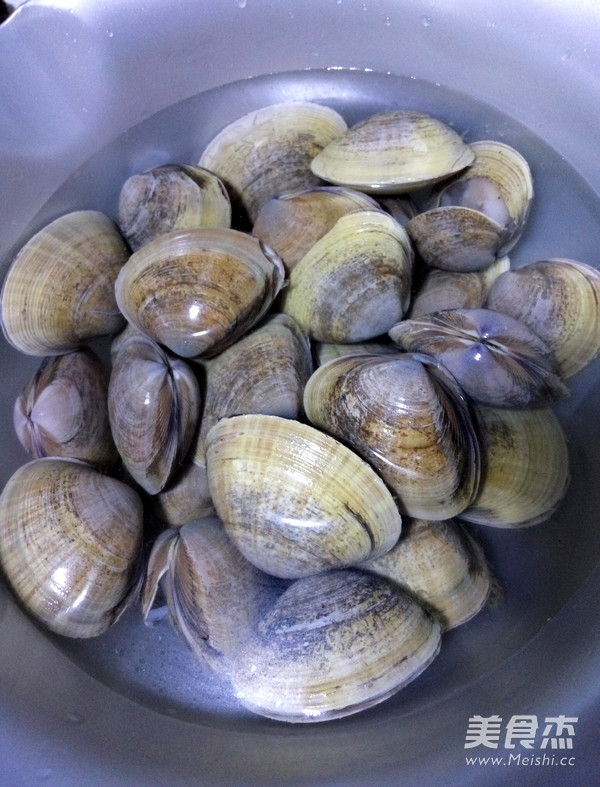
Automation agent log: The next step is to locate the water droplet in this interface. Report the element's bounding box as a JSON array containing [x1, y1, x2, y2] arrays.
[[106, 29, 114, 38], [561, 50, 572, 62], [384, 16, 391, 27], [235, 0, 247, 8], [336, 0, 342, 4], [486, 20, 496, 28], [66, 712, 85, 725], [420, 15, 431, 27]]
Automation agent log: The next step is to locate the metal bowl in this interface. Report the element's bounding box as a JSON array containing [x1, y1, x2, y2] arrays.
[[1, 1, 599, 784]]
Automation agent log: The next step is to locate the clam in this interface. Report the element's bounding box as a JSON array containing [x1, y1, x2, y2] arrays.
[[0, 458, 143, 637], [151, 458, 216, 527], [231, 569, 441, 722], [361, 518, 491, 630], [118, 163, 231, 251], [280, 209, 413, 343], [313, 339, 401, 367], [195, 313, 313, 462], [108, 325, 201, 495], [407, 140, 533, 271], [486, 258, 600, 378], [252, 186, 379, 272], [389, 308, 568, 408], [303, 353, 480, 520], [310, 109, 474, 194], [198, 102, 348, 223], [460, 405, 570, 528], [205, 414, 403, 579], [114, 227, 285, 358], [408, 256, 510, 318], [13, 348, 117, 467], [142, 517, 286, 675], [0, 210, 128, 355]]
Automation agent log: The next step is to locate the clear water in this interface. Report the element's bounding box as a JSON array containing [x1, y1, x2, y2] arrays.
[[2, 68, 600, 728]]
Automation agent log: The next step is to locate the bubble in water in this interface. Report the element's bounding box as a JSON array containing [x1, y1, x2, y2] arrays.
[[561, 50, 572, 62], [384, 16, 392, 27], [106, 29, 114, 38], [235, 0, 247, 8], [421, 15, 432, 27]]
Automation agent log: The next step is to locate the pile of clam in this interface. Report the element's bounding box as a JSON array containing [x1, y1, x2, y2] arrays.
[[1, 102, 599, 723]]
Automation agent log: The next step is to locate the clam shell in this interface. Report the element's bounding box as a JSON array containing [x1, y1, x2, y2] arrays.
[[231, 569, 441, 722], [486, 258, 600, 378], [118, 163, 231, 251], [311, 109, 474, 194], [0, 458, 143, 637], [151, 458, 215, 527], [389, 308, 568, 408], [0, 210, 128, 355], [114, 228, 285, 358], [198, 102, 348, 223], [108, 326, 201, 495], [13, 348, 117, 467], [408, 256, 510, 318], [407, 141, 533, 271], [313, 339, 401, 366], [280, 209, 413, 342], [303, 353, 481, 520], [142, 517, 286, 675], [205, 414, 403, 579], [252, 186, 379, 272], [195, 313, 313, 463], [361, 518, 491, 629], [460, 405, 570, 528]]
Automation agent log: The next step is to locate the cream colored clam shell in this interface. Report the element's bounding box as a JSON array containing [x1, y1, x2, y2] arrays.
[[231, 569, 441, 722], [460, 405, 570, 528], [114, 227, 285, 358], [280, 209, 413, 342], [310, 109, 474, 194], [0, 210, 128, 355], [0, 458, 143, 638], [361, 518, 491, 629], [199, 101, 348, 222], [205, 414, 402, 579]]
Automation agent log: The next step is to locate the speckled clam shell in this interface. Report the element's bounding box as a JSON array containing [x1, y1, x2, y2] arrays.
[[0, 458, 143, 638], [13, 348, 117, 468], [361, 518, 491, 630], [407, 141, 533, 271], [142, 517, 286, 676], [303, 353, 481, 520], [114, 227, 285, 358], [118, 163, 231, 251], [280, 209, 413, 343], [0, 210, 128, 355], [231, 569, 441, 722], [198, 102, 348, 223], [151, 455, 215, 528], [460, 405, 570, 528], [310, 109, 474, 194], [486, 258, 600, 378], [408, 256, 510, 318], [252, 186, 379, 272], [108, 326, 201, 495], [389, 308, 568, 408], [195, 313, 313, 463], [205, 414, 403, 579]]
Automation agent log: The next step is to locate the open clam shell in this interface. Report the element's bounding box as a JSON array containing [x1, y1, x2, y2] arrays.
[[361, 518, 491, 630], [0, 458, 143, 638], [205, 414, 403, 579], [0, 210, 128, 355], [198, 101, 348, 224], [486, 258, 600, 378], [407, 140, 533, 271], [118, 163, 231, 251], [231, 569, 441, 722], [280, 209, 413, 342], [460, 405, 570, 528], [310, 109, 474, 194], [114, 227, 285, 358], [303, 352, 481, 520]]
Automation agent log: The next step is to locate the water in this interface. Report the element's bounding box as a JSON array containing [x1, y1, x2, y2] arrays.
[[4, 68, 600, 727]]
